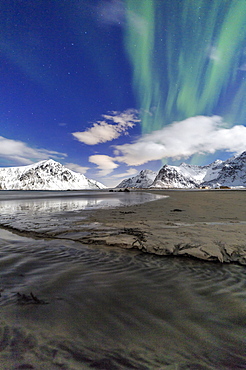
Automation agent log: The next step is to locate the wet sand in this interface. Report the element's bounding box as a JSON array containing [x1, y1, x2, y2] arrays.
[[79, 189, 246, 264], [0, 190, 246, 369]]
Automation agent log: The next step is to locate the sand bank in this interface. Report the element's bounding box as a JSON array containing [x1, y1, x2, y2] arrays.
[[0, 189, 245, 264], [79, 190, 246, 264]]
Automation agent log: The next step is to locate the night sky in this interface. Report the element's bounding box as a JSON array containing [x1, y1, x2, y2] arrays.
[[1, 0, 246, 186]]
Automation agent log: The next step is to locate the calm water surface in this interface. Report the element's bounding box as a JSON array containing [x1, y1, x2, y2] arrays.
[[0, 191, 245, 369]]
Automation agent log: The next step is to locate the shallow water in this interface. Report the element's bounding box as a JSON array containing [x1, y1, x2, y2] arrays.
[[0, 192, 245, 369], [0, 190, 164, 209]]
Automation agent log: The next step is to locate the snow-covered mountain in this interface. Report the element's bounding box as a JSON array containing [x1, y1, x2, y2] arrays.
[[117, 169, 157, 189], [116, 151, 246, 189], [178, 160, 224, 184], [0, 159, 106, 190], [202, 151, 246, 187], [151, 165, 198, 188]]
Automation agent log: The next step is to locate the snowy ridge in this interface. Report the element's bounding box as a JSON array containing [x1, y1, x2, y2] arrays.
[[116, 151, 246, 189], [151, 165, 198, 189], [202, 151, 246, 187], [117, 169, 157, 189], [0, 159, 106, 190]]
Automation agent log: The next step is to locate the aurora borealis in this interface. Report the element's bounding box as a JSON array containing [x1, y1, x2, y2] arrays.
[[125, 0, 246, 133], [1, 0, 246, 186]]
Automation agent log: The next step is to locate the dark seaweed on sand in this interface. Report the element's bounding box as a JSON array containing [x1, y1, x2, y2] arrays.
[[17, 292, 48, 305]]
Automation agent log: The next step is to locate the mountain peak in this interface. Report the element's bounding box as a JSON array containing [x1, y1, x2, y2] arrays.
[[39, 159, 58, 165], [0, 161, 106, 190], [34, 159, 63, 168], [116, 151, 246, 189], [151, 165, 198, 188], [117, 169, 157, 188]]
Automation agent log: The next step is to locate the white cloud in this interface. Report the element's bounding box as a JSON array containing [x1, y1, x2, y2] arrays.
[[127, 10, 148, 36], [208, 46, 220, 62], [238, 63, 246, 71], [72, 109, 139, 145], [95, 1, 147, 35], [65, 163, 89, 174], [0, 136, 66, 165], [112, 168, 138, 178], [89, 154, 119, 176], [101, 168, 138, 188], [96, 0, 125, 26], [113, 116, 246, 166]]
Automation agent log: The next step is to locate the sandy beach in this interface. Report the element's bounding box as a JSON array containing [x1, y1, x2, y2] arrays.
[[0, 189, 245, 264], [77, 189, 246, 265], [0, 189, 246, 369]]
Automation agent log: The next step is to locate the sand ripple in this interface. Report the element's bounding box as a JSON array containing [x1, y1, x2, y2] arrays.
[[0, 231, 245, 369]]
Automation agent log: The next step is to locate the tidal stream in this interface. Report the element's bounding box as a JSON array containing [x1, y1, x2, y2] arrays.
[[0, 191, 245, 369]]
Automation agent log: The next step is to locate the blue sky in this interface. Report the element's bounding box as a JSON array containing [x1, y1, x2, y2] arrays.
[[1, 0, 246, 186]]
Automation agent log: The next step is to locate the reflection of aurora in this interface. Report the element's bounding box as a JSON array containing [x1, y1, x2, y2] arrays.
[[125, 0, 246, 132]]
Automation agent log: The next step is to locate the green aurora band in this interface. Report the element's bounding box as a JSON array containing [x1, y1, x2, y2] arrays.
[[124, 0, 246, 134]]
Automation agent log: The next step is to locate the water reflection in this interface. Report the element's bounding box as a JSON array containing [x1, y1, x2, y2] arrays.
[[0, 197, 102, 215], [0, 190, 165, 215], [0, 190, 166, 235]]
